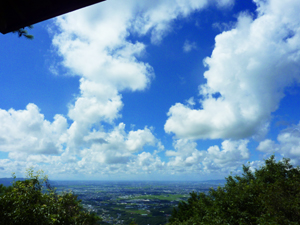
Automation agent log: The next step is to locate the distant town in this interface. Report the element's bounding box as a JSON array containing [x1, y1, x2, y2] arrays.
[[51, 180, 225, 225], [0, 178, 225, 225]]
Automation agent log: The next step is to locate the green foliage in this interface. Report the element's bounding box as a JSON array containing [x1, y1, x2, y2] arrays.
[[168, 155, 300, 225], [127, 194, 187, 201], [12, 25, 34, 39], [129, 220, 138, 225], [0, 168, 101, 225], [0, 184, 12, 196]]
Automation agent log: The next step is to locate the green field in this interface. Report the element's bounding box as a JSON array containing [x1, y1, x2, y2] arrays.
[[125, 209, 149, 215], [120, 194, 188, 201]]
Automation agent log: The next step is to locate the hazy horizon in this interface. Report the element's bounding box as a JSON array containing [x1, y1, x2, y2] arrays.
[[1, 0, 300, 180]]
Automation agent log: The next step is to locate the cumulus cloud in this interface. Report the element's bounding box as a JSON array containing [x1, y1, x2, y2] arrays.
[[39, 0, 234, 176], [126, 128, 156, 152], [203, 139, 249, 171], [0, 106, 160, 177], [166, 139, 249, 174], [51, 0, 216, 152], [165, 0, 300, 140], [166, 139, 203, 168], [51, 0, 232, 131], [257, 139, 278, 153], [257, 122, 300, 164], [52, 1, 153, 135], [71, 123, 159, 170], [133, 152, 165, 172], [1, 123, 161, 177], [0, 104, 67, 155], [0, 159, 28, 177], [0, 0, 236, 178]]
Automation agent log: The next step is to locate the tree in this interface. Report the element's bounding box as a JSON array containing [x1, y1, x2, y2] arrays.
[[168, 155, 300, 225], [12, 25, 34, 39], [129, 220, 138, 225], [0, 168, 101, 225], [0, 183, 12, 196]]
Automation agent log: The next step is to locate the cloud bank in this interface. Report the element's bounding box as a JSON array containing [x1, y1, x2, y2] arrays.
[[2, 0, 300, 179], [165, 0, 300, 140], [257, 122, 300, 164], [0, 104, 67, 155], [0, 0, 236, 178], [166, 139, 249, 174]]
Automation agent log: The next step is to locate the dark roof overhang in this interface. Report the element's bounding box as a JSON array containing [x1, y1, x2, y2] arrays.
[[0, 0, 106, 34]]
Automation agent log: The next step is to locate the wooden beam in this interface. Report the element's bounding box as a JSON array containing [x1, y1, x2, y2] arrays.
[[0, 0, 106, 34]]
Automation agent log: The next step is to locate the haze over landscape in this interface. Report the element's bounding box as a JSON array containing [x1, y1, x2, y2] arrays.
[[1, 0, 300, 181]]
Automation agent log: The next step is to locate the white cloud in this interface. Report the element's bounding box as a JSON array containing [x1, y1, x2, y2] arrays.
[[278, 127, 300, 159], [52, 2, 154, 138], [165, 0, 300, 140], [203, 139, 249, 170], [73, 123, 159, 168], [133, 152, 165, 172], [0, 0, 235, 178], [0, 104, 67, 155], [0, 105, 160, 177], [183, 40, 197, 52], [68, 80, 123, 125], [132, 0, 210, 44], [0, 159, 29, 177], [52, 0, 234, 134], [166, 139, 249, 174], [1, 123, 161, 177], [186, 97, 196, 106], [126, 127, 156, 152], [166, 139, 203, 168], [257, 122, 300, 164], [257, 139, 277, 153], [35, 0, 234, 177]]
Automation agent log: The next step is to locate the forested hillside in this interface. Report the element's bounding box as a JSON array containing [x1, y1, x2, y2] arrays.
[[168, 155, 300, 225], [0, 169, 101, 225]]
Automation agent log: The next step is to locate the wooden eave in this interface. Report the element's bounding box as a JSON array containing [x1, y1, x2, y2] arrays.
[[0, 0, 106, 34]]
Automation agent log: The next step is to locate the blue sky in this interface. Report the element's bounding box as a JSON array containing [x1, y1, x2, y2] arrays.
[[1, 0, 300, 180]]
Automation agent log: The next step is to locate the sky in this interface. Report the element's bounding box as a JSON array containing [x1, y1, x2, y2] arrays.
[[1, 0, 300, 181]]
